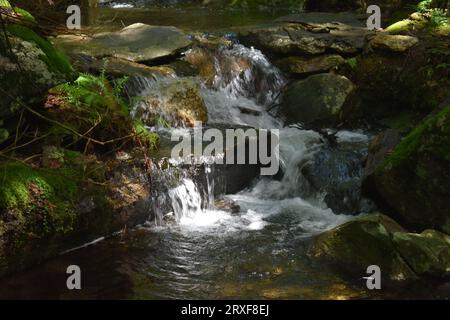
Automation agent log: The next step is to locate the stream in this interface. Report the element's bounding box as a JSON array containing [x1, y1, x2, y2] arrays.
[[0, 3, 439, 300]]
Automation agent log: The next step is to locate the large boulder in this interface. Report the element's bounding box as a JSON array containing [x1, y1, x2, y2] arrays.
[[309, 213, 450, 281], [281, 73, 355, 126], [57, 24, 192, 65], [373, 105, 450, 234], [309, 213, 417, 281], [133, 77, 208, 127]]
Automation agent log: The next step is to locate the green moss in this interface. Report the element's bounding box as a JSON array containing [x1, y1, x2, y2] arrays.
[[385, 19, 414, 33], [0, 161, 79, 235], [6, 24, 75, 78], [133, 120, 160, 151], [380, 105, 450, 170]]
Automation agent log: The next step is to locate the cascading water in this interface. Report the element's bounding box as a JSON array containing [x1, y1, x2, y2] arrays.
[[127, 40, 354, 235]]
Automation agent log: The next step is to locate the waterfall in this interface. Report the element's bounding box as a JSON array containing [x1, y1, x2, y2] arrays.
[[129, 41, 352, 233]]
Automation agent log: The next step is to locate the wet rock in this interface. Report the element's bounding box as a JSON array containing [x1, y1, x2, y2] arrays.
[[68, 54, 175, 78], [369, 34, 419, 52], [301, 131, 369, 214], [275, 54, 345, 75], [310, 213, 450, 282], [308, 213, 418, 282], [214, 198, 241, 215], [392, 229, 450, 278], [56, 24, 192, 65], [184, 46, 217, 85], [240, 13, 372, 56], [362, 129, 401, 200], [374, 105, 450, 234], [134, 77, 208, 127], [281, 73, 355, 126], [92, 23, 192, 64]]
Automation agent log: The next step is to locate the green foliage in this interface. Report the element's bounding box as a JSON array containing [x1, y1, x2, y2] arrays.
[[344, 57, 357, 70], [57, 73, 130, 118], [0, 161, 79, 235], [13, 7, 36, 24], [6, 24, 75, 77], [133, 120, 160, 151], [429, 8, 449, 27], [417, 0, 433, 12], [0, 0, 11, 8], [380, 105, 450, 170]]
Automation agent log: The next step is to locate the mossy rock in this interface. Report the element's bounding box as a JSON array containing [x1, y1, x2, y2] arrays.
[[0, 25, 76, 138], [308, 213, 418, 282], [392, 229, 450, 278], [346, 43, 448, 123], [6, 24, 75, 77], [309, 213, 450, 282], [374, 105, 450, 233], [0, 161, 79, 237]]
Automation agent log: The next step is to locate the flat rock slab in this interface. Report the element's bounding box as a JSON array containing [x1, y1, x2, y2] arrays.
[[275, 54, 345, 75], [55, 23, 192, 64], [92, 23, 192, 63], [240, 13, 374, 56], [370, 34, 419, 52]]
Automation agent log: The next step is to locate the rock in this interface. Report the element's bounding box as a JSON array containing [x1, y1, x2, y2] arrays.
[[133, 77, 208, 127], [68, 54, 175, 79], [309, 213, 450, 282], [392, 229, 450, 278], [275, 54, 345, 75], [1, 28, 75, 125], [362, 129, 401, 200], [370, 34, 419, 52], [373, 105, 450, 233], [184, 46, 217, 85], [81, 23, 192, 64], [301, 131, 370, 214], [214, 198, 241, 215], [239, 13, 372, 56], [42, 145, 65, 169], [309, 213, 418, 281], [281, 73, 355, 126]]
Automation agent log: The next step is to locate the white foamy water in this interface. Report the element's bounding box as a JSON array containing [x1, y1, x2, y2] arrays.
[[128, 42, 360, 236]]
